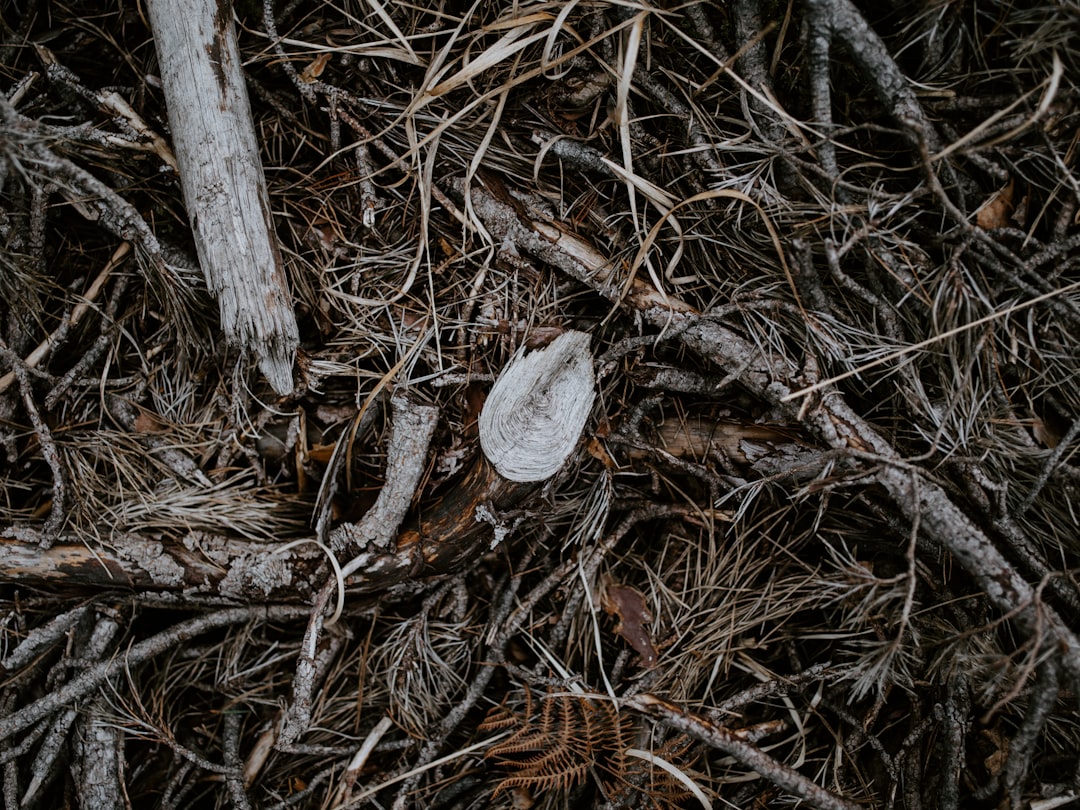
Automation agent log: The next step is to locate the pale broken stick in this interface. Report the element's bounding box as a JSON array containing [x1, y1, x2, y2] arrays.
[[456, 177, 1080, 683], [330, 391, 441, 559], [144, 0, 299, 395]]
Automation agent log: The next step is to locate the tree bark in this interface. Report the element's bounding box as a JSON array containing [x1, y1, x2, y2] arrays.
[[0, 529, 325, 602]]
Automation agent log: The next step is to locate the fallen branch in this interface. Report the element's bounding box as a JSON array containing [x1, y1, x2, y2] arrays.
[[627, 693, 861, 810], [145, 0, 299, 394], [330, 391, 440, 557], [0, 605, 310, 744], [0, 528, 325, 602]]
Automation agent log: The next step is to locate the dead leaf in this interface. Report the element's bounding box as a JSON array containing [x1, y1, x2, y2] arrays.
[[300, 52, 331, 83], [134, 410, 169, 434], [981, 726, 1009, 776], [586, 437, 616, 469], [306, 444, 336, 464], [601, 577, 658, 666], [975, 178, 1015, 230], [1031, 416, 1062, 449]]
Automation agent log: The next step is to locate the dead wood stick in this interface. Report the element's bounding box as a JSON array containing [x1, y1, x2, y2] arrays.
[[805, 0, 940, 151], [145, 0, 299, 395], [456, 178, 1080, 682], [0, 336, 66, 545], [332, 715, 395, 807], [223, 711, 253, 810], [277, 586, 344, 748], [330, 392, 440, 557], [21, 613, 120, 807], [71, 704, 125, 810], [69, 617, 126, 810], [0, 606, 89, 672], [0, 528, 325, 602]]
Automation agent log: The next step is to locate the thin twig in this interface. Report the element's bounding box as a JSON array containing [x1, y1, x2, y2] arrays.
[[0, 606, 310, 744], [627, 693, 862, 810]]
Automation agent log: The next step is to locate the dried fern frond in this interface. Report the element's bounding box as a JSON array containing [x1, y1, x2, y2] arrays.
[[481, 686, 704, 807], [481, 687, 627, 797]]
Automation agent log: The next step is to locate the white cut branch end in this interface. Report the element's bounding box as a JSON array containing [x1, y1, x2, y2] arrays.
[[480, 331, 595, 482]]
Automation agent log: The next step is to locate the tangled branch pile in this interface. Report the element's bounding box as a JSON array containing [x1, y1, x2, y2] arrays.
[[2, 0, 1079, 807]]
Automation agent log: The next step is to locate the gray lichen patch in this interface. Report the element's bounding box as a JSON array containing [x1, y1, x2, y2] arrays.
[[116, 539, 185, 587], [218, 552, 293, 600]]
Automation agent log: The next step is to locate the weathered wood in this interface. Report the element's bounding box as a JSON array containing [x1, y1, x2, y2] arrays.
[[342, 456, 529, 591], [0, 529, 324, 602], [145, 0, 298, 394], [480, 331, 596, 482]]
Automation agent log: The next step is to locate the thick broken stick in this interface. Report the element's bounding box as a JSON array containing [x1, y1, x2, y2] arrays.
[[145, 0, 299, 394], [330, 392, 440, 557], [456, 177, 1080, 681], [0, 528, 325, 602]]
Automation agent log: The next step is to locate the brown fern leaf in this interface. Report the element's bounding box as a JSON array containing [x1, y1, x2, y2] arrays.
[[482, 688, 631, 799], [583, 695, 631, 766], [479, 685, 533, 732], [496, 747, 590, 795]]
